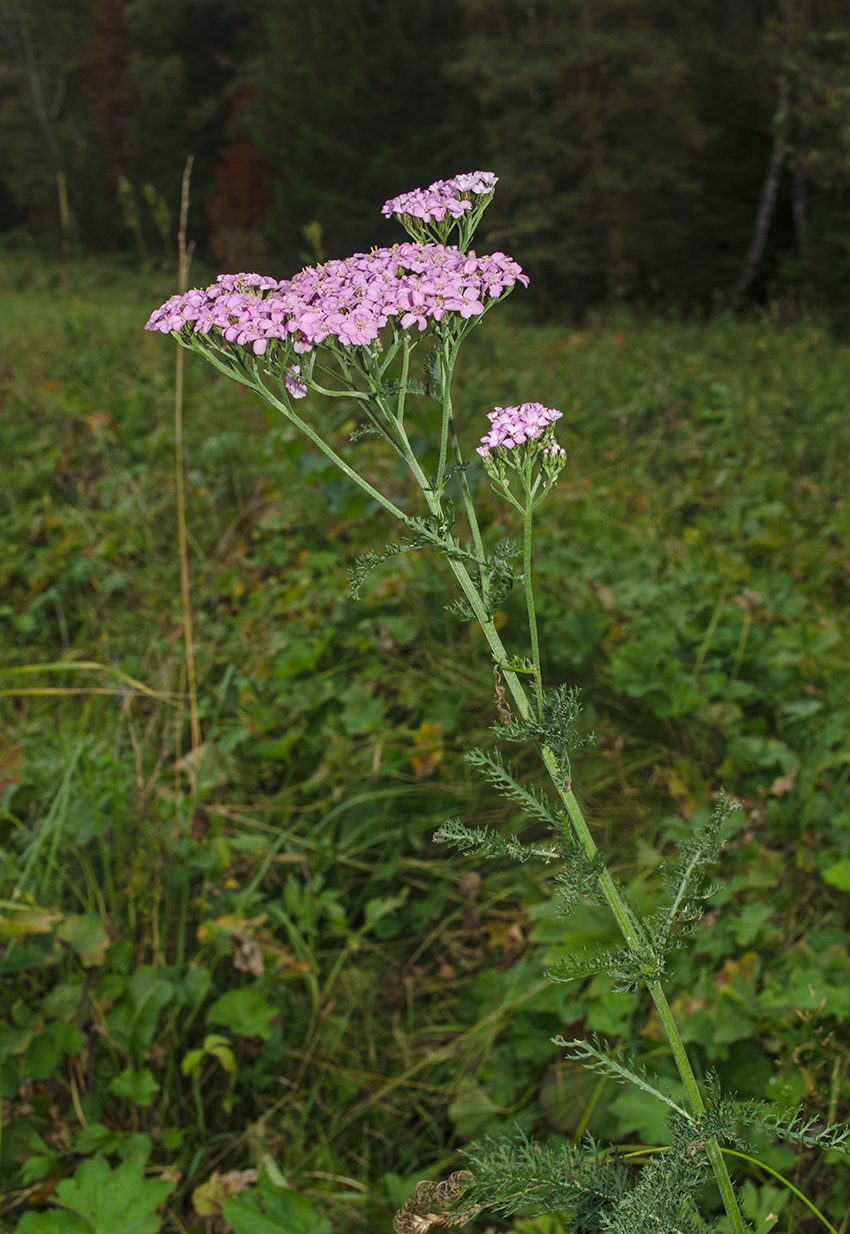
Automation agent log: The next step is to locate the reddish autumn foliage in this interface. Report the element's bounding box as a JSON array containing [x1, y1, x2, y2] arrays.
[[82, 0, 130, 186], [207, 92, 271, 234]]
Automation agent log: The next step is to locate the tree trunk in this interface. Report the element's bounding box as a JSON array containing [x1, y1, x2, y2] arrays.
[[734, 81, 790, 299]]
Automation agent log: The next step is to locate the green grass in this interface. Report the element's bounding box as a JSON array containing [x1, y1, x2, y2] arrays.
[[1, 249, 850, 1232]]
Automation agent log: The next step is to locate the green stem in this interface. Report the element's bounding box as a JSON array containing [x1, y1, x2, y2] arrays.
[[434, 340, 491, 605], [448, 418, 490, 609], [192, 1072, 206, 1136], [721, 1149, 838, 1234], [395, 335, 411, 428], [435, 342, 454, 490], [253, 381, 411, 526], [522, 492, 545, 714]]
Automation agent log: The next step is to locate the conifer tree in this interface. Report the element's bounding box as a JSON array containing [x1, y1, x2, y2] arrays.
[[453, 0, 707, 314], [241, 0, 478, 272]]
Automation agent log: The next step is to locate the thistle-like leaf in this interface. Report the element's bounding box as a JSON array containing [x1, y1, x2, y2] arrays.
[[552, 851, 607, 914], [349, 422, 384, 441], [444, 596, 476, 621], [381, 376, 431, 398], [348, 512, 461, 599], [547, 943, 659, 993], [424, 348, 441, 386], [546, 948, 619, 986], [348, 539, 427, 600], [483, 573, 514, 617], [500, 656, 538, 675]]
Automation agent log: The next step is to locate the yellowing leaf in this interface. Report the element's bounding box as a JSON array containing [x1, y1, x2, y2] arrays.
[[55, 915, 110, 967], [0, 903, 62, 941], [193, 1170, 258, 1218]]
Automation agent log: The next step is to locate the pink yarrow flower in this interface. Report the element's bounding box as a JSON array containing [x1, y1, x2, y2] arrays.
[[477, 403, 563, 457], [382, 171, 498, 222], [144, 240, 528, 366]]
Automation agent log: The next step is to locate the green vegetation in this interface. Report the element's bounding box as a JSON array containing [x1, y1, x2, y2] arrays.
[[2, 250, 850, 1232]]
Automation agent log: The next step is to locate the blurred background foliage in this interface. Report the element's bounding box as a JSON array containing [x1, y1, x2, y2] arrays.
[[1, 0, 850, 315]]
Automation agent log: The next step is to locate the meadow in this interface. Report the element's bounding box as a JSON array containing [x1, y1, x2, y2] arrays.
[[1, 247, 850, 1233]]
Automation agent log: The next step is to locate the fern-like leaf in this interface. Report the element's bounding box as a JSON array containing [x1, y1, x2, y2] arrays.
[[599, 1118, 713, 1234], [547, 943, 660, 993], [456, 1129, 631, 1229], [645, 791, 742, 954], [554, 1037, 693, 1122], [433, 818, 562, 864], [701, 1075, 850, 1154], [495, 684, 593, 777], [464, 748, 566, 831]]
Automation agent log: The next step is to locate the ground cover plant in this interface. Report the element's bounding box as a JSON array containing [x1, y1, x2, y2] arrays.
[[1, 192, 850, 1231]]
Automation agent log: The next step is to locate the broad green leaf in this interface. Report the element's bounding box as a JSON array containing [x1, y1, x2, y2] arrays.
[[104, 967, 175, 1064], [206, 988, 275, 1040], [24, 1021, 84, 1079], [447, 1086, 503, 1138], [364, 893, 407, 925], [55, 915, 110, 967], [42, 982, 85, 1021], [73, 1123, 122, 1156], [0, 1022, 31, 1057], [53, 1156, 173, 1234], [21, 1154, 55, 1185], [715, 1180, 789, 1234], [252, 1175, 329, 1234], [224, 1186, 329, 1234], [609, 1079, 687, 1146], [118, 1134, 154, 1163], [17, 1212, 87, 1234], [180, 1049, 204, 1078], [174, 966, 212, 1006], [109, 1067, 160, 1107]]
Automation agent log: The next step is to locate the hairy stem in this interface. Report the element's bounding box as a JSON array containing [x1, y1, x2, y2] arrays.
[[522, 493, 545, 714], [432, 336, 490, 604]]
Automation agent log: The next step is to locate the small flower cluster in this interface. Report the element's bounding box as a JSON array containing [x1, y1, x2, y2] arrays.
[[382, 171, 498, 224], [145, 242, 527, 372], [477, 403, 564, 457]]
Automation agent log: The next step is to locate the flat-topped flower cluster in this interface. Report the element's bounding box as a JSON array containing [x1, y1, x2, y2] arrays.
[[477, 403, 563, 457], [145, 241, 527, 359], [382, 171, 498, 224]]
